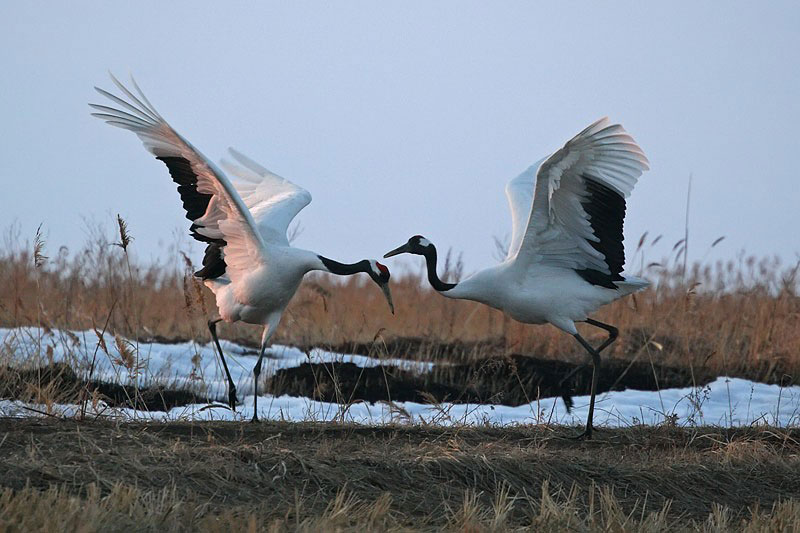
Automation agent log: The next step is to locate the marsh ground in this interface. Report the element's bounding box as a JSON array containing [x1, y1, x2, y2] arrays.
[[2, 419, 800, 531]]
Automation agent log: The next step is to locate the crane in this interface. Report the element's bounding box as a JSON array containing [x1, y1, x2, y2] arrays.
[[91, 74, 394, 421], [384, 118, 649, 438]]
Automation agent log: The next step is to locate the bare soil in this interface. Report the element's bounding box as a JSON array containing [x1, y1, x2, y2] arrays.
[[0, 363, 210, 411], [268, 353, 717, 407], [1, 352, 718, 412]]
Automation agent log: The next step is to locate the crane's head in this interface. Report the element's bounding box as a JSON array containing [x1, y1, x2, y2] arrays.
[[367, 260, 394, 314], [383, 235, 434, 258]]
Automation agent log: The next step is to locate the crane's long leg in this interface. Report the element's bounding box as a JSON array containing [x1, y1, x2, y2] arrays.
[[208, 318, 238, 410], [251, 324, 275, 423], [559, 319, 618, 411], [571, 332, 603, 439], [585, 318, 619, 351]]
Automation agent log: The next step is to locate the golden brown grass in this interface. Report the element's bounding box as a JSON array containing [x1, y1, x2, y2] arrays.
[[5, 482, 800, 532], [1, 222, 799, 380], [1, 419, 800, 531]]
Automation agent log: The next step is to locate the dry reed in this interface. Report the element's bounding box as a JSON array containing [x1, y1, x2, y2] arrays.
[[1, 221, 798, 381]]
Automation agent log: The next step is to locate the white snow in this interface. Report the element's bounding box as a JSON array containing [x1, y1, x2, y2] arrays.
[[1, 328, 798, 428], [0, 327, 433, 399]]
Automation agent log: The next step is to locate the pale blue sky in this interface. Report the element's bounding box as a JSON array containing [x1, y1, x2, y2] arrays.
[[2, 2, 798, 273]]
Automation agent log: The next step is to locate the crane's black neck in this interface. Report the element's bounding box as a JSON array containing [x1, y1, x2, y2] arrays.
[[422, 245, 457, 292], [318, 256, 370, 276]]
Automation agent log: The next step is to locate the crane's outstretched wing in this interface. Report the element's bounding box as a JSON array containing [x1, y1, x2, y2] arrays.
[[220, 148, 312, 246], [90, 74, 268, 283], [508, 118, 649, 288]]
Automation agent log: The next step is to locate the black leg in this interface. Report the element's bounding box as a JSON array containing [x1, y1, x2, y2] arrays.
[[559, 319, 618, 411], [570, 332, 602, 439], [251, 333, 269, 423], [208, 319, 237, 410], [585, 318, 618, 352]]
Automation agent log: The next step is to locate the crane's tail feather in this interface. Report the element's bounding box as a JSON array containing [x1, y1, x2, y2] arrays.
[[614, 275, 650, 295]]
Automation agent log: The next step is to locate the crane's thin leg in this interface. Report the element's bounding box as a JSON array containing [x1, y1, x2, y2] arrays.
[[251, 325, 272, 423], [559, 319, 618, 411], [585, 319, 619, 352], [208, 318, 237, 410], [571, 332, 602, 439]]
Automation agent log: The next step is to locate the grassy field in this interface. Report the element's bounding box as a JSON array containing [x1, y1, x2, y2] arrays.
[[1, 224, 800, 530], [1, 419, 800, 531]]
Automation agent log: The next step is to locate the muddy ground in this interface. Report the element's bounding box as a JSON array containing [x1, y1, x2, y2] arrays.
[[0, 364, 207, 411], [2, 354, 716, 412], [267, 353, 716, 407]]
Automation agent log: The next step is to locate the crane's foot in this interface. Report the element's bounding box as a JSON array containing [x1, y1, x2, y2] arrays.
[[250, 414, 260, 424], [227, 387, 238, 411], [569, 425, 599, 440]]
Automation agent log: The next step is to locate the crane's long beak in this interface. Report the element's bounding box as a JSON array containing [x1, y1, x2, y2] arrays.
[[380, 283, 395, 314], [384, 243, 411, 258]]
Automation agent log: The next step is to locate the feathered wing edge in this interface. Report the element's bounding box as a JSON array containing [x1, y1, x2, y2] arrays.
[[504, 157, 546, 260], [90, 73, 268, 281], [508, 118, 649, 288], [219, 148, 312, 246]]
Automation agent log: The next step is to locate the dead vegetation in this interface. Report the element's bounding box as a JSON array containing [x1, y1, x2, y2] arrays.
[[1, 221, 800, 530], [0, 362, 206, 412], [1, 419, 800, 531], [0, 219, 798, 422], [2, 220, 799, 384]]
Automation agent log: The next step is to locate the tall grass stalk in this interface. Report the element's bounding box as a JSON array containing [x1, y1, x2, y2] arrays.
[[32, 224, 49, 408], [113, 214, 143, 410]]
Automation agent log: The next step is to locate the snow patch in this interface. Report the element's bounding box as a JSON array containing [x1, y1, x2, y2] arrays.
[[0, 327, 433, 400], [2, 328, 799, 427]]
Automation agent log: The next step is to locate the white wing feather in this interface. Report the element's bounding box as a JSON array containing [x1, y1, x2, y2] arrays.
[[91, 74, 268, 282], [509, 117, 649, 272], [220, 148, 312, 246], [504, 157, 546, 260]]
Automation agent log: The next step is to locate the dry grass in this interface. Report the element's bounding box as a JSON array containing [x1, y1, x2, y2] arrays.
[[5, 483, 799, 532], [2, 219, 799, 530], [2, 221, 799, 382], [1, 419, 800, 531]]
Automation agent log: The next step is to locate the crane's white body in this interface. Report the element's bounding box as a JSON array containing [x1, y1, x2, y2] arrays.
[[444, 263, 645, 334], [207, 247, 327, 329], [208, 147, 325, 330]]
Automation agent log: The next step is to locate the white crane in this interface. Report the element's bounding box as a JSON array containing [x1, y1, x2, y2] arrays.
[[384, 118, 649, 438], [91, 74, 394, 421]]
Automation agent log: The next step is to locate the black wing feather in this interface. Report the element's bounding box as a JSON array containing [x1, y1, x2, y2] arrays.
[[574, 174, 626, 289], [156, 155, 227, 279]]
